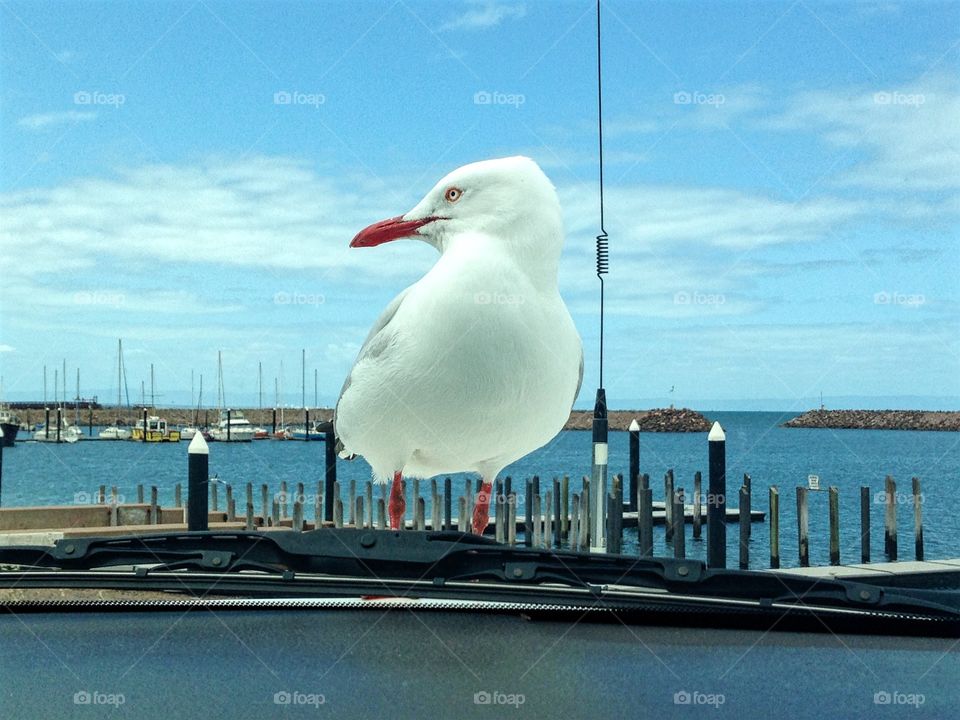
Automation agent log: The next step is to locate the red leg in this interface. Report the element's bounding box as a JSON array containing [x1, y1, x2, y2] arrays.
[[471, 480, 493, 536], [388, 471, 406, 530]]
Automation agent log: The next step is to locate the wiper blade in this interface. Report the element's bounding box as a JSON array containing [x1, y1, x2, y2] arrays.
[[2, 528, 959, 621]]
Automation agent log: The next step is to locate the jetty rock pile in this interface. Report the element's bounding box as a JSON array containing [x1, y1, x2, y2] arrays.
[[784, 409, 960, 432], [565, 407, 711, 432]]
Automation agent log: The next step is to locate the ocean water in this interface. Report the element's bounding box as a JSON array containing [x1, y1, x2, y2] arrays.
[[3, 412, 958, 569]]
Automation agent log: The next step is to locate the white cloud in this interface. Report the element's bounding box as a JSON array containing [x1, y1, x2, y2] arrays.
[[0, 344, 14, 353], [440, 1, 526, 32], [18, 111, 97, 130], [761, 73, 960, 192]]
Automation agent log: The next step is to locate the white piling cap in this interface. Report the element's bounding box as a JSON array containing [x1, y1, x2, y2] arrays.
[[0, 426, 4, 438], [708, 421, 725, 442], [629, 419, 640, 432], [188, 431, 209, 455]]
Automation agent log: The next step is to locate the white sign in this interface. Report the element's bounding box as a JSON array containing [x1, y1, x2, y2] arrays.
[[808, 474, 821, 491]]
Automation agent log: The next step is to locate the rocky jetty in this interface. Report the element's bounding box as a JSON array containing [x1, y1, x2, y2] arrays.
[[783, 409, 960, 432], [565, 407, 711, 432]]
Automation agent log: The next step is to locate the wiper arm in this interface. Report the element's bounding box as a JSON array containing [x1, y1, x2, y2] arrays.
[[2, 528, 959, 621]]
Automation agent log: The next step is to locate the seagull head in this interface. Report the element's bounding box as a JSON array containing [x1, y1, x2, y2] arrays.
[[350, 156, 563, 264]]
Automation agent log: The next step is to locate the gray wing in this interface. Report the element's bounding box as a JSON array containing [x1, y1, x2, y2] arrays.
[[572, 346, 584, 412], [333, 287, 411, 454]]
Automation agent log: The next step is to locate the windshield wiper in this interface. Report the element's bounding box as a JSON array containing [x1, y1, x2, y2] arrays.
[[2, 529, 958, 633]]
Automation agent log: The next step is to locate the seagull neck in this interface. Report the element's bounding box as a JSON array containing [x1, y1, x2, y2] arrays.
[[442, 233, 561, 292]]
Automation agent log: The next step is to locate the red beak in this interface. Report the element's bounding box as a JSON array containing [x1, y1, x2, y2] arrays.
[[350, 215, 439, 248]]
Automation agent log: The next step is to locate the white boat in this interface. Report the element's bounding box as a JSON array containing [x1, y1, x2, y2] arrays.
[[33, 419, 82, 443], [208, 410, 255, 442], [180, 426, 198, 441], [99, 339, 132, 440], [98, 425, 131, 440]]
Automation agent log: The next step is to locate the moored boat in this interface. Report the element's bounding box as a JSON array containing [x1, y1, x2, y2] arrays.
[[131, 415, 181, 442], [208, 410, 255, 442]]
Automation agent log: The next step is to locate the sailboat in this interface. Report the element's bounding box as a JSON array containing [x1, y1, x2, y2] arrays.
[[33, 365, 81, 443], [99, 339, 131, 440], [208, 352, 254, 442], [0, 377, 20, 446]]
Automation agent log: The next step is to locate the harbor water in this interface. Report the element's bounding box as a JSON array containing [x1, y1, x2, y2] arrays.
[[3, 411, 958, 569]]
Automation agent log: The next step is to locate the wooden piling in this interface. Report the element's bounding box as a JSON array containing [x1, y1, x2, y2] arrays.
[[227, 497, 236, 523], [561, 475, 570, 539], [884, 475, 897, 560], [377, 498, 387, 529], [293, 498, 304, 531], [432, 492, 441, 532], [570, 494, 580, 551], [174, 483, 182, 509], [458, 496, 467, 532], [226, 484, 234, 519], [444, 477, 452, 531], [738, 486, 749, 569], [347, 479, 356, 526], [606, 494, 620, 554], [743, 474, 752, 539], [365, 482, 374, 529], [639, 487, 653, 557], [692, 471, 702, 540], [797, 486, 809, 567], [150, 486, 159, 525], [211, 482, 218, 512], [860, 486, 870, 563], [314, 493, 322, 529], [664, 471, 674, 541], [552, 478, 561, 547], [261, 484, 269, 521], [579, 489, 590, 550], [507, 493, 517, 545], [769, 486, 779, 569], [333, 497, 343, 528], [912, 477, 923, 561], [137, 484, 144, 504], [98, 485, 106, 504], [533, 495, 542, 548], [828, 486, 840, 565], [495, 494, 505, 543], [280, 480, 289, 519], [524, 479, 533, 546], [353, 496, 363, 530], [674, 489, 685, 560], [270, 499, 279, 527], [545, 490, 554, 548], [246, 502, 255, 530], [246, 483, 253, 516]]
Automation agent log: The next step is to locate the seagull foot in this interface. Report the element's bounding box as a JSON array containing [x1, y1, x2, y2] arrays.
[[471, 481, 493, 536], [389, 471, 406, 530]]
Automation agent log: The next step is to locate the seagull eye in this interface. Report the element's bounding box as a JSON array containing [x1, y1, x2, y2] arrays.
[[444, 187, 463, 203]]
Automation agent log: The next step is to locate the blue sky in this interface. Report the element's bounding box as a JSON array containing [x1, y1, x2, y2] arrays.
[[1, 0, 958, 410]]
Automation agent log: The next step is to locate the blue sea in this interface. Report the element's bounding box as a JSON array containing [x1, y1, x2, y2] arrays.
[[3, 412, 958, 569]]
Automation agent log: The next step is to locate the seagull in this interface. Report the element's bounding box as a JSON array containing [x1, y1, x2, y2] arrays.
[[334, 156, 583, 535]]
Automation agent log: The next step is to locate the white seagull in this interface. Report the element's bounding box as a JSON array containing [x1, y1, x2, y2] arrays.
[[334, 156, 583, 534]]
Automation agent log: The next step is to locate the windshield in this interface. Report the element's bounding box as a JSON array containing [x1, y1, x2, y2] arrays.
[[1, 1, 958, 717]]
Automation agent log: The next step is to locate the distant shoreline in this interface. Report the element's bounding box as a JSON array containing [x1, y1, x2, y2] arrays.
[[783, 409, 960, 432]]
